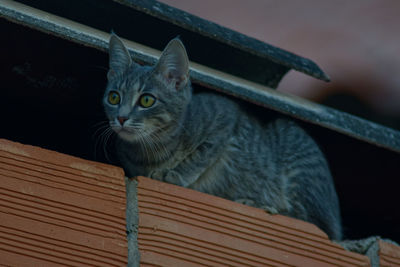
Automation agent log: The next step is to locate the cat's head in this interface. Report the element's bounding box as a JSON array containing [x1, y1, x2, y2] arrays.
[[103, 34, 191, 143]]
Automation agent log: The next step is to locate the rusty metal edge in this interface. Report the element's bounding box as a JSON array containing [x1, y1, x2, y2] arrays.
[[1, 0, 399, 154], [113, 0, 330, 82]]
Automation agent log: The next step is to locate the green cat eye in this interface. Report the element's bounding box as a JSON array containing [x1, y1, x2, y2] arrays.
[[139, 94, 156, 108], [108, 91, 121, 105]]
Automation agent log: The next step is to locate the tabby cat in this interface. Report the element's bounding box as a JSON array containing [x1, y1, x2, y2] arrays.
[[103, 34, 342, 240]]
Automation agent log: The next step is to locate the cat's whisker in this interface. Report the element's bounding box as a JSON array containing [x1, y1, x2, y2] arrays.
[[91, 121, 113, 161], [149, 135, 166, 163], [93, 125, 110, 140], [146, 129, 168, 163], [93, 129, 106, 160], [145, 130, 171, 162], [93, 124, 115, 163], [141, 130, 160, 164], [137, 127, 169, 163], [91, 122, 110, 140], [91, 120, 109, 129], [135, 130, 151, 164], [95, 128, 107, 159], [102, 128, 115, 163]]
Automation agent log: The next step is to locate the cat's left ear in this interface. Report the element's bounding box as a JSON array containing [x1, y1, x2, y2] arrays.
[[108, 34, 132, 80], [155, 38, 189, 90]]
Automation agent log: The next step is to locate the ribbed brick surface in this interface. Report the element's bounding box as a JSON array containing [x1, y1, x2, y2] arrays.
[[136, 176, 370, 267], [380, 240, 400, 267], [0, 139, 127, 266], [3, 138, 399, 266]]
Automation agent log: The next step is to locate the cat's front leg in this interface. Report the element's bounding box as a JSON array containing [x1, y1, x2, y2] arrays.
[[150, 138, 227, 188], [149, 168, 189, 187]]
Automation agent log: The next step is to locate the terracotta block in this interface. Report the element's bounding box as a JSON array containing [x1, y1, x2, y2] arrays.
[[0, 139, 127, 266], [134, 176, 371, 267], [3, 138, 395, 266], [379, 240, 400, 267]]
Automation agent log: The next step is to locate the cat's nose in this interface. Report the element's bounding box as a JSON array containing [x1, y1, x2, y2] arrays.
[[117, 117, 128, 125]]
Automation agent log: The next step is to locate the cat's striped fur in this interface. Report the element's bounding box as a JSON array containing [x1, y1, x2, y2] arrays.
[[103, 34, 342, 240]]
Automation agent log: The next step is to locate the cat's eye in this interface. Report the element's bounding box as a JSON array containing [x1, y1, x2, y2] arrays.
[[139, 94, 156, 108], [108, 91, 121, 105]]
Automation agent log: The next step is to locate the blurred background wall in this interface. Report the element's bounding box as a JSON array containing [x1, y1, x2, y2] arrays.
[[161, 0, 400, 130]]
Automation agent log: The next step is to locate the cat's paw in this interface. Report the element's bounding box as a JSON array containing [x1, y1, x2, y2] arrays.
[[234, 199, 255, 206], [149, 169, 167, 181], [163, 169, 186, 186], [260, 205, 279, 215], [149, 169, 186, 187]]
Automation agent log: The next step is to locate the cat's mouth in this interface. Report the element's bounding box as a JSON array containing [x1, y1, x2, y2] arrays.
[[111, 124, 149, 143], [112, 126, 136, 141], [109, 119, 155, 143]]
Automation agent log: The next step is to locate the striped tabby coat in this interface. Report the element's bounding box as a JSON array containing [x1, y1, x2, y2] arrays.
[[103, 34, 342, 240]]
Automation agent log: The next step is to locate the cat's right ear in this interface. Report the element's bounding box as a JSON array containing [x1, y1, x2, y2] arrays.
[[154, 38, 189, 90], [108, 34, 132, 80]]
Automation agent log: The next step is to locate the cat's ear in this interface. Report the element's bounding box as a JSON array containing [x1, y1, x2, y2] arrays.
[[155, 38, 189, 90], [108, 34, 132, 80]]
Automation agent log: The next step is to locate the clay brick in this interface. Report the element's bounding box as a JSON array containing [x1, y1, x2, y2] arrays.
[[4, 138, 397, 266], [135, 176, 371, 267], [0, 139, 127, 266]]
